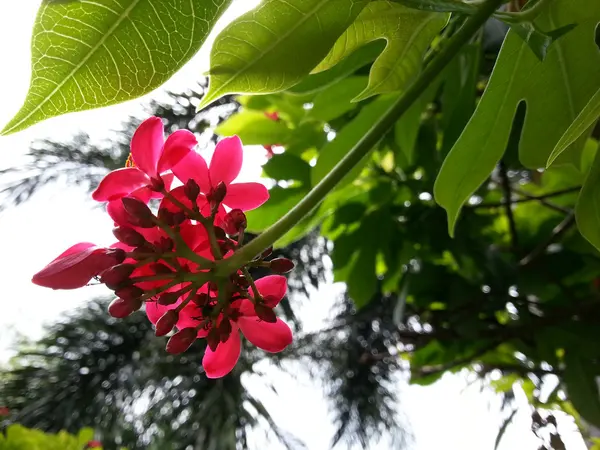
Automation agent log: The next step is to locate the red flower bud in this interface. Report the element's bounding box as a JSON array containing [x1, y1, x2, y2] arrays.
[[166, 328, 197, 354], [150, 176, 165, 192], [155, 237, 174, 253], [115, 285, 144, 301], [99, 264, 135, 289], [108, 297, 142, 318], [234, 274, 250, 290], [261, 246, 273, 259], [223, 209, 247, 235], [207, 326, 221, 351], [155, 310, 179, 336], [157, 207, 175, 224], [172, 211, 186, 226], [269, 257, 295, 274], [121, 197, 155, 228], [193, 293, 210, 307], [218, 318, 232, 343], [213, 226, 226, 240], [157, 291, 180, 306], [211, 182, 227, 205], [184, 179, 200, 202], [254, 304, 277, 323], [113, 227, 147, 247]]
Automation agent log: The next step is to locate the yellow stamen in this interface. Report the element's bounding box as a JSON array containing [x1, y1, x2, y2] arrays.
[[125, 153, 135, 168]]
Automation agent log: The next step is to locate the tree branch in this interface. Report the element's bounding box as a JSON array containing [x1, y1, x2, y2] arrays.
[[499, 162, 519, 250], [470, 186, 580, 209], [519, 212, 576, 266]]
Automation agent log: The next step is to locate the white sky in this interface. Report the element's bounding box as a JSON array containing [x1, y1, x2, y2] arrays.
[[0, 2, 587, 450]]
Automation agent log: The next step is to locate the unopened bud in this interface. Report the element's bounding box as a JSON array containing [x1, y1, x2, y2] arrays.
[[223, 209, 247, 235], [99, 264, 135, 289], [150, 176, 165, 192], [269, 257, 295, 274], [166, 328, 197, 354], [234, 274, 250, 290], [213, 226, 226, 240], [155, 310, 179, 336], [184, 179, 200, 202], [157, 208, 175, 225], [218, 318, 232, 343], [113, 227, 146, 247], [108, 297, 143, 318], [254, 304, 277, 323], [155, 237, 174, 253], [106, 248, 127, 264], [172, 211, 186, 226], [193, 293, 210, 307], [157, 291, 180, 306], [211, 182, 227, 206], [207, 326, 221, 351], [261, 246, 273, 259], [115, 285, 144, 301], [122, 197, 155, 228]]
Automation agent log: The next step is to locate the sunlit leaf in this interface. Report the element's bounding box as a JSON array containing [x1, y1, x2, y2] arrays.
[[199, 0, 369, 109], [215, 110, 291, 145], [575, 148, 600, 252], [312, 1, 448, 101], [306, 76, 368, 123], [434, 0, 600, 235], [1, 0, 232, 135]]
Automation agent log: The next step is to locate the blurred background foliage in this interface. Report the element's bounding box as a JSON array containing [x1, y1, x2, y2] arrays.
[[0, 9, 599, 450]]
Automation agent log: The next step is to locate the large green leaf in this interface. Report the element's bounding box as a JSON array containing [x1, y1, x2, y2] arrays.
[[311, 94, 398, 187], [306, 76, 368, 123], [1, 0, 231, 135], [575, 147, 600, 252], [262, 153, 311, 185], [198, 0, 368, 108], [312, 1, 448, 101], [245, 186, 308, 233], [434, 0, 600, 235], [214, 110, 291, 145], [563, 352, 600, 427], [548, 88, 600, 166]]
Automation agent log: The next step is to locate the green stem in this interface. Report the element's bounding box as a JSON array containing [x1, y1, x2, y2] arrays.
[[495, 0, 554, 23], [216, 0, 505, 277]]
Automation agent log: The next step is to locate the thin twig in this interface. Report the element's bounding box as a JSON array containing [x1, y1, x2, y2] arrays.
[[513, 187, 571, 214], [519, 212, 576, 266], [499, 162, 519, 250], [470, 186, 580, 209]]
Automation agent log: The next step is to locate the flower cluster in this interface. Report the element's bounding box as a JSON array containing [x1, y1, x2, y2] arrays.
[[32, 117, 295, 378]]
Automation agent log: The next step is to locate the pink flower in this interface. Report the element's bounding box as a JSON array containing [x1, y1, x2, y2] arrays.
[[92, 117, 196, 202], [0, 407, 9, 416], [175, 275, 292, 378], [173, 136, 269, 212], [32, 243, 125, 290]]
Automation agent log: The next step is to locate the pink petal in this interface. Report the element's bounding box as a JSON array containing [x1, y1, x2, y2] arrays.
[[55, 242, 96, 259], [172, 151, 211, 193], [202, 325, 241, 378], [32, 246, 120, 290], [179, 222, 209, 253], [209, 136, 243, 186], [92, 168, 149, 202], [176, 302, 209, 337], [130, 117, 165, 178], [224, 182, 270, 211], [145, 301, 174, 325], [253, 275, 287, 308], [157, 130, 197, 173], [107, 187, 151, 227], [237, 317, 292, 353]]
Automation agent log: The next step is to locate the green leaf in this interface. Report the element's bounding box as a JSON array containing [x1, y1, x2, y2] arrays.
[[306, 76, 368, 122], [198, 0, 368, 108], [214, 110, 291, 145], [392, 0, 477, 13], [1, 0, 231, 135], [312, 94, 398, 187], [287, 41, 385, 95], [548, 88, 600, 166], [262, 153, 311, 185], [245, 186, 308, 233], [312, 1, 448, 101], [434, 0, 600, 235], [563, 352, 600, 427], [575, 148, 600, 252], [509, 21, 576, 62]]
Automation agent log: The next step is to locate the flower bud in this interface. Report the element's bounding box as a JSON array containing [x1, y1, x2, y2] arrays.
[[115, 285, 144, 301], [211, 182, 227, 205], [157, 291, 180, 306], [108, 297, 142, 318], [269, 257, 295, 274], [155, 237, 174, 253], [113, 227, 147, 247], [122, 197, 155, 228], [157, 208, 175, 225], [207, 326, 221, 351], [213, 226, 226, 240], [172, 211, 186, 226], [155, 310, 179, 336], [150, 262, 172, 275], [223, 209, 247, 235], [99, 263, 135, 289], [254, 304, 277, 323], [184, 179, 200, 202], [106, 248, 127, 264], [166, 328, 197, 354], [218, 318, 232, 343], [193, 293, 210, 307], [234, 274, 250, 290], [261, 246, 273, 259], [150, 176, 165, 192]]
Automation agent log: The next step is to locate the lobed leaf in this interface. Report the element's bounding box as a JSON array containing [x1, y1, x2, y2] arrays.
[[312, 1, 448, 101], [198, 0, 369, 108], [434, 0, 600, 235], [2, 0, 232, 135]]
